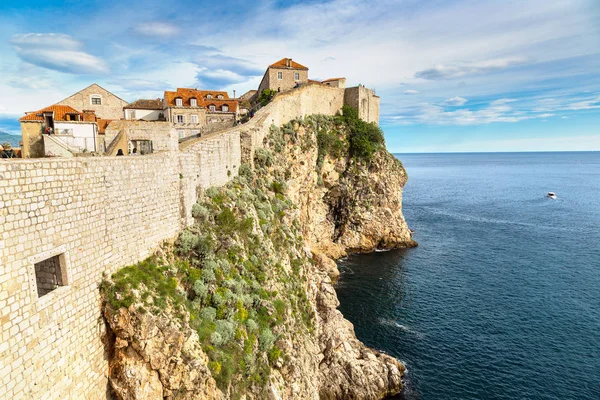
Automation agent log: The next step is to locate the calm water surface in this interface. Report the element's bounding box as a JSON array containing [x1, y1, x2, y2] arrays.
[[336, 152, 600, 400]]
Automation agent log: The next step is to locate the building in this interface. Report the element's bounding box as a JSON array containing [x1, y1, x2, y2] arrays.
[[163, 88, 238, 140], [19, 105, 100, 157], [257, 58, 309, 95], [123, 99, 165, 121], [321, 77, 346, 88], [55, 83, 128, 120], [344, 85, 380, 124]]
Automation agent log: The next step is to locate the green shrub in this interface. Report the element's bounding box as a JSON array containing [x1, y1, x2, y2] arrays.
[[258, 89, 277, 107], [254, 148, 274, 168]]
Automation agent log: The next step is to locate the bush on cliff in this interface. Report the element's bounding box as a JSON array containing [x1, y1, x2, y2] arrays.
[[341, 104, 385, 161], [258, 89, 277, 107], [101, 160, 314, 396]]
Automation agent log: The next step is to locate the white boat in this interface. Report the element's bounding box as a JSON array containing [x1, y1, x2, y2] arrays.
[[546, 192, 557, 199]]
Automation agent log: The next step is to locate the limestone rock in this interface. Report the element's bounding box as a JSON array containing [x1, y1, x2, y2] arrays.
[[104, 306, 223, 400]]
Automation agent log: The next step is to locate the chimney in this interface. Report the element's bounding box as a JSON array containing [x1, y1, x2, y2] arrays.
[[82, 109, 96, 122]]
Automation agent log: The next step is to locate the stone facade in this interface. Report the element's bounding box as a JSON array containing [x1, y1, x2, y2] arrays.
[[257, 58, 309, 95], [104, 120, 178, 155], [1, 82, 379, 400], [343, 85, 380, 124], [167, 106, 208, 139], [19, 122, 44, 158], [56, 83, 128, 120]]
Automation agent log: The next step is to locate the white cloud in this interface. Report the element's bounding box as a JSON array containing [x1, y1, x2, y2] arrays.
[[443, 96, 467, 106], [566, 96, 600, 110], [134, 21, 179, 37], [404, 90, 419, 95], [10, 33, 108, 75], [415, 57, 527, 80]]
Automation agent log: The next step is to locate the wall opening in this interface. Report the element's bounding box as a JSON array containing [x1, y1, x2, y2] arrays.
[[34, 254, 66, 297]]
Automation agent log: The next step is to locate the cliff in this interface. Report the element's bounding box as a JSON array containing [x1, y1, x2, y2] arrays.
[[101, 108, 416, 399]]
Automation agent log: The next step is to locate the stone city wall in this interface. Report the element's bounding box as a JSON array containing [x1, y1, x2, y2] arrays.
[[1, 82, 377, 399], [0, 132, 241, 398]]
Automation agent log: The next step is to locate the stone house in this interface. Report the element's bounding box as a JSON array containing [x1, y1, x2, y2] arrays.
[[257, 58, 309, 95], [163, 88, 238, 140], [321, 77, 346, 88], [55, 83, 128, 120], [123, 99, 165, 121], [19, 105, 100, 157]]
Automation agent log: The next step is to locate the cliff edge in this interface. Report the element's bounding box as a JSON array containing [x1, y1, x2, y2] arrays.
[[101, 107, 416, 399]]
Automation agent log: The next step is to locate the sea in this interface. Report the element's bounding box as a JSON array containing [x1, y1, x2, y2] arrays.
[[335, 152, 600, 400]]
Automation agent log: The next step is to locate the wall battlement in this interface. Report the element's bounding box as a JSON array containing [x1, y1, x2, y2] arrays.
[[0, 83, 375, 399]]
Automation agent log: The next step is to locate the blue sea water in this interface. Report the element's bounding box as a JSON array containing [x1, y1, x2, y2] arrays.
[[335, 152, 600, 400]]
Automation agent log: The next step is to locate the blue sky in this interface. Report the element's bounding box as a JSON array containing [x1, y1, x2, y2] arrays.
[[0, 0, 598, 152]]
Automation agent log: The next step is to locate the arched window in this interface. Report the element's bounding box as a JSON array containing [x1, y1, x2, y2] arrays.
[[190, 98, 197, 107], [217, 95, 224, 99], [206, 94, 213, 99], [222, 105, 229, 112], [208, 104, 216, 112], [175, 97, 183, 106]]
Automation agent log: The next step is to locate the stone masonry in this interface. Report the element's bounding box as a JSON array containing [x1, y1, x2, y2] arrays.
[[56, 83, 128, 120], [0, 83, 376, 399]]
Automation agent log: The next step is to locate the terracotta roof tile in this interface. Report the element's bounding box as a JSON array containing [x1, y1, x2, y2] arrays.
[[269, 58, 308, 70], [19, 105, 84, 122], [97, 119, 113, 134], [164, 88, 237, 112], [124, 99, 163, 110]]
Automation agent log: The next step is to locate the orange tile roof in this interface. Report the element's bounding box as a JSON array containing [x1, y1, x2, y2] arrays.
[[19, 105, 83, 122], [164, 88, 237, 112], [269, 58, 308, 70], [97, 119, 113, 134]]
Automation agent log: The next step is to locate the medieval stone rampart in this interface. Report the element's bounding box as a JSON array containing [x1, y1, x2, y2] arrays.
[[0, 82, 373, 399]]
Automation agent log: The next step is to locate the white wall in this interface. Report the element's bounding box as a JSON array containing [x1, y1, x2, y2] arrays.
[[124, 109, 163, 121], [54, 122, 96, 152]]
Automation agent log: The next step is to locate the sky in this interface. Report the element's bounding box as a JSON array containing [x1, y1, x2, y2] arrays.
[[0, 0, 598, 152]]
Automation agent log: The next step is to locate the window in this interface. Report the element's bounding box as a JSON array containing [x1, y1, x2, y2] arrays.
[[277, 71, 283, 80], [190, 114, 198, 123], [128, 110, 136, 119], [177, 130, 185, 139], [208, 104, 216, 112], [176, 115, 185, 123], [175, 98, 183, 106], [222, 105, 229, 112], [217, 95, 224, 99], [294, 72, 300, 80], [34, 254, 67, 298], [190, 98, 197, 107], [206, 94, 213, 99], [91, 95, 102, 105]]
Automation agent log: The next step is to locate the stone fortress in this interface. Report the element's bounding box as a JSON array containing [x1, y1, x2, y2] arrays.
[[0, 59, 380, 399]]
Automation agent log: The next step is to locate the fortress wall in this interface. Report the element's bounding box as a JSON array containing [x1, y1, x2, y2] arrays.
[[181, 84, 345, 166], [1, 83, 377, 399], [0, 153, 182, 399], [179, 130, 241, 226]]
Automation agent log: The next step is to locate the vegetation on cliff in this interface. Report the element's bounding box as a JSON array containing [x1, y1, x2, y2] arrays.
[[101, 106, 411, 398]]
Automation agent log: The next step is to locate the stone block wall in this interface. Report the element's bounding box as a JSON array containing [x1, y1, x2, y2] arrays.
[[343, 85, 380, 124], [0, 154, 184, 399], [104, 120, 178, 154], [1, 82, 371, 399], [20, 122, 44, 158]]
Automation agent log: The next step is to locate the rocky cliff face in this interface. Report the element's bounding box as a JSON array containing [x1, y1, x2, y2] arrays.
[[102, 112, 416, 399]]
